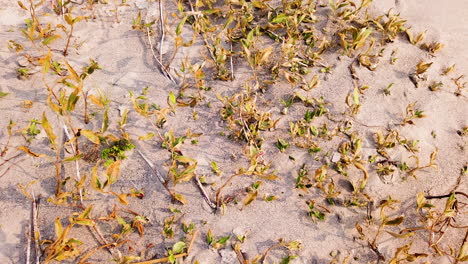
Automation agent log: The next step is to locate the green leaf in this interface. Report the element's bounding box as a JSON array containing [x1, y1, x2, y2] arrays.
[[210, 161, 221, 175], [383, 216, 404, 226], [275, 138, 289, 152], [176, 16, 187, 36], [0, 92, 9, 98], [172, 241, 186, 254], [271, 13, 288, 24], [63, 154, 82, 162], [280, 256, 297, 264], [206, 229, 214, 245], [42, 35, 61, 45], [102, 107, 109, 133], [216, 235, 231, 245], [169, 92, 176, 104], [352, 87, 360, 105]]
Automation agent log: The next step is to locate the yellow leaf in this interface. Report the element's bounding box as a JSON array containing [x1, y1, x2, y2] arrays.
[[116, 193, 129, 205], [42, 112, 57, 148], [65, 61, 80, 82], [106, 160, 121, 184], [138, 132, 155, 140], [54, 217, 63, 238], [17, 1, 27, 10], [174, 193, 187, 204], [81, 130, 100, 144], [17, 146, 47, 158], [88, 94, 104, 108], [91, 163, 102, 191], [244, 191, 258, 206], [64, 14, 73, 25]]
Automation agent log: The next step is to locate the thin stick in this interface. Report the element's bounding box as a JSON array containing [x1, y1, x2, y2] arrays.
[[136, 149, 177, 200], [187, 229, 198, 254], [88, 224, 120, 256], [187, 0, 216, 63], [215, 173, 242, 207], [63, 124, 83, 204], [145, 26, 177, 84], [158, 0, 165, 63], [230, 42, 234, 80], [60, 0, 64, 19], [31, 192, 40, 264], [233, 243, 247, 264], [26, 204, 32, 264], [260, 242, 284, 264], [194, 176, 216, 210], [78, 240, 128, 264], [136, 150, 166, 184], [133, 253, 188, 264], [425, 192, 468, 200]]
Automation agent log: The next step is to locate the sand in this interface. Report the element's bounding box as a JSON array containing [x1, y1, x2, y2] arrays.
[[0, 0, 467, 263]]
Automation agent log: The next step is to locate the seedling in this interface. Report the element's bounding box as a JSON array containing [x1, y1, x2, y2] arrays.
[[275, 138, 290, 152], [401, 102, 426, 125], [405, 29, 426, 45], [383, 83, 393, 96], [356, 197, 405, 261], [442, 64, 456, 75], [210, 161, 222, 176], [307, 200, 327, 221]]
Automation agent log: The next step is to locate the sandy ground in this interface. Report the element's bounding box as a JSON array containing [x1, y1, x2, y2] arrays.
[[0, 0, 467, 263]]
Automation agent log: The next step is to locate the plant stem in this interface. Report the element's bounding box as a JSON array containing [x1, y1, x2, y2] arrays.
[[63, 25, 74, 56]]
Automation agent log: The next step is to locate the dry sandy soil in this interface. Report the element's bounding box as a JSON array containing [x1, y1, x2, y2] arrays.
[[0, 0, 467, 263]]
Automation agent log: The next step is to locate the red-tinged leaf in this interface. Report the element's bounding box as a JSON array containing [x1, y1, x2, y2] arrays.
[[17, 146, 47, 158], [81, 130, 100, 144], [355, 222, 364, 237], [18, 1, 28, 10]]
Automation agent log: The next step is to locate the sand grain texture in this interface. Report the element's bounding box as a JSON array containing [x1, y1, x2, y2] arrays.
[[0, 0, 467, 263]]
